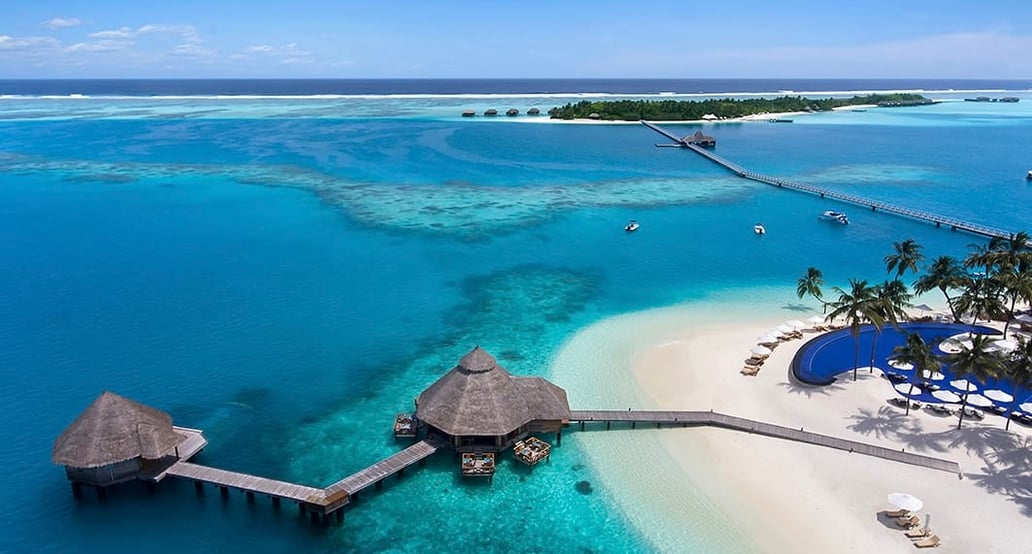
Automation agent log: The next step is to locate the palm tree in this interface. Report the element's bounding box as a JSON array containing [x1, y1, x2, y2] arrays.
[[1002, 336, 1032, 430], [890, 332, 941, 415], [945, 334, 1005, 429], [914, 256, 963, 322], [827, 279, 884, 381], [998, 265, 1032, 338], [884, 239, 924, 279], [868, 280, 913, 370], [796, 267, 825, 312], [953, 274, 1005, 330]]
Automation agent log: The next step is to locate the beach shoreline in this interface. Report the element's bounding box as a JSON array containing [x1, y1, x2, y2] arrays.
[[549, 293, 1031, 553], [482, 104, 879, 125]]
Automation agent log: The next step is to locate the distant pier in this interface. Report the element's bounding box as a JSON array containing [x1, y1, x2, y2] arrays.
[[641, 120, 1020, 241]]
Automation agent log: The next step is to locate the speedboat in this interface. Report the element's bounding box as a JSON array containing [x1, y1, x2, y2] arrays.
[[624, 220, 640, 232], [753, 223, 766, 235], [1026, 170, 1032, 180], [820, 210, 849, 224]]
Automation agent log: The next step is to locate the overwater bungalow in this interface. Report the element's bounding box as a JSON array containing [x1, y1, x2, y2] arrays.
[[484, 109, 498, 116], [527, 108, 541, 116], [52, 391, 199, 493], [461, 109, 476, 117], [506, 108, 519, 116], [684, 130, 716, 147], [414, 346, 571, 452]]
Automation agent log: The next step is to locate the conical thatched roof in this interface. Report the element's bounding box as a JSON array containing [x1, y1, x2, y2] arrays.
[[415, 347, 571, 436], [52, 391, 184, 468]]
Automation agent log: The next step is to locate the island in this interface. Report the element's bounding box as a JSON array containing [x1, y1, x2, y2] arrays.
[[548, 93, 933, 121]]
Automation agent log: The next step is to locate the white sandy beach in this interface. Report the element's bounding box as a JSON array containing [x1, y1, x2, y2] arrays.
[[549, 295, 1031, 553], [504, 104, 877, 125]]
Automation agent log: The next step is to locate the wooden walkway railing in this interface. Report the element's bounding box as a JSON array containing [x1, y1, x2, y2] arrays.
[[162, 438, 443, 518], [324, 438, 443, 498], [640, 120, 1018, 241], [569, 409, 961, 474]]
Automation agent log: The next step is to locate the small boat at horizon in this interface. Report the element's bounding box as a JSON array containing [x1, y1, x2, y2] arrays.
[[1026, 170, 1032, 180], [820, 210, 849, 224], [625, 219, 640, 232], [753, 223, 766, 235]]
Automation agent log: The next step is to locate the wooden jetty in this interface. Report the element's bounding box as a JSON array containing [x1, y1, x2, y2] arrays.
[[640, 120, 1020, 241], [323, 438, 442, 497], [569, 409, 961, 474]]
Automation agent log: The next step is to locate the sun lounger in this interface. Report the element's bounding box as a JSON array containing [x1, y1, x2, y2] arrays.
[[905, 527, 931, 539], [896, 514, 921, 528], [885, 508, 909, 518], [740, 366, 759, 376], [913, 534, 941, 548]]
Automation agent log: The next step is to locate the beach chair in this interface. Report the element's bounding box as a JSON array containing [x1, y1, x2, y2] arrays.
[[905, 527, 931, 539], [885, 508, 909, 518], [740, 366, 759, 376], [896, 514, 921, 528], [913, 534, 941, 548]]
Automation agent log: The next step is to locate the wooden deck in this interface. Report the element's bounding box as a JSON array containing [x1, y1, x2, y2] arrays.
[[324, 438, 442, 497], [569, 409, 961, 474], [640, 120, 1020, 241], [166, 462, 325, 507]]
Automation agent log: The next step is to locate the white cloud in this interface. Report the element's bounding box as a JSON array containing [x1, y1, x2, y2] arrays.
[[238, 42, 311, 63], [89, 24, 199, 42], [42, 17, 82, 29], [64, 40, 131, 53], [0, 35, 59, 51]]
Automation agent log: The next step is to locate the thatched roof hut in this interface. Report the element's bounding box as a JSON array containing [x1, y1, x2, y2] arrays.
[[527, 107, 541, 115], [484, 108, 498, 116], [684, 130, 716, 147], [415, 347, 570, 450], [506, 108, 519, 116], [53, 391, 186, 486], [461, 109, 476, 117]]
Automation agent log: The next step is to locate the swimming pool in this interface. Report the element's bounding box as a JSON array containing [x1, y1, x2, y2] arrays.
[[791, 323, 1032, 410]]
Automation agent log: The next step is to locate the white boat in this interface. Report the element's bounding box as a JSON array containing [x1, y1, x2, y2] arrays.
[[820, 210, 849, 224], [753, 223, 766, 235], [1026, 170, 1031, 180], [624, 220, 640, 232]]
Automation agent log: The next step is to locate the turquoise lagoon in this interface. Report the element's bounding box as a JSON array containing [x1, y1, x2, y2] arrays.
[[1, 89, 1031, 553]]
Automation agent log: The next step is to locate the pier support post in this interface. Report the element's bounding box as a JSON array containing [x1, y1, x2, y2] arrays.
[[299, 503, 306, 517], [335, 510, 344, 523], [376, 480, 383, 490], [219, 486, 229, 500], [398, 468, 405, 478], [556, 430, 561, 446], [606, 421, 611, 430], [631, 422, 636, 429], [246, 491, 255, 504], [580, 421, 585, 431], [96, 486, 107, 502], [194, 481, 204, 495], [309, 511, 319, 525], [272, 497, 281, 509], [656, 422, 661, 429], [419, 458, 426, 466], [71, 482, 82, 499]]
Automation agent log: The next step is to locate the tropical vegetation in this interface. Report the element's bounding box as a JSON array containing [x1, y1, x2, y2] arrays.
[[796, 232, 1032, 427], [548, 93, 932, 121]]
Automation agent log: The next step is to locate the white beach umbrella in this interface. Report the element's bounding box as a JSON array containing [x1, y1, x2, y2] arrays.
[[758, 334, 781, 344], [751, 346, 772, 357], [895, 383, 923, 396], [950, 379, 978, 393], [1015, 313, 1032, 324], [1020, 402, 1032, 413], [983, 389, 1014, 403], [807, 315, 826, 326], [965, 394, 993, 408], [785, 319, 806, 330], [914, 303, 935, 313], [888, 359, 914, 370], [887, 492, 923, 512], [776, 324, 795, 335], [920, 370, 946, 381], [932, 390, 961, 403]]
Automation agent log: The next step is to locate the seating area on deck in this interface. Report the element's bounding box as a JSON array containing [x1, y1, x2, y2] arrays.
[[461, 452, 495, 478], [513, 437, 551, 466]]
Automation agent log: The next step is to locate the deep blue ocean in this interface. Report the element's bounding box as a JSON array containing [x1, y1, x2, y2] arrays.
[[1, 79, 1031, 553]]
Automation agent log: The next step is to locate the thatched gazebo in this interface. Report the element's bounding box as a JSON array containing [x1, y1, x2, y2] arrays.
[[415, 347, 570, 451], [52, 391, 187, 488], [484, 108, 498, 116], [527, 107, 541, 116], [506, 108, 519, 116]]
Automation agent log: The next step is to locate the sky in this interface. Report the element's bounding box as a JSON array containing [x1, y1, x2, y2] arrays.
[[1, 0, 1031, 79]]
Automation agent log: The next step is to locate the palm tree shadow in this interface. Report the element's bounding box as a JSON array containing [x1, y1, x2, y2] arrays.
[[846, 406, 924, 442], [965, 436, 1032, 516], [777, 379, 846, 397], [781, 303, 813, 313]]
